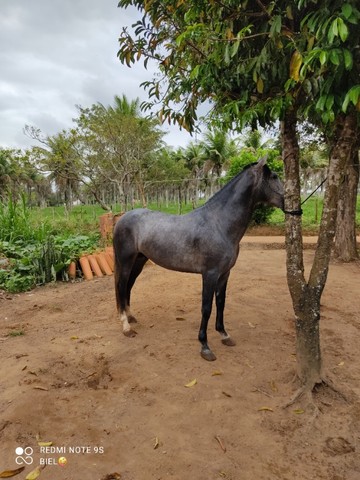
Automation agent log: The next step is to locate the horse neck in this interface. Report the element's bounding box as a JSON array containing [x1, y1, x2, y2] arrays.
[[203, 171, 258, 241]]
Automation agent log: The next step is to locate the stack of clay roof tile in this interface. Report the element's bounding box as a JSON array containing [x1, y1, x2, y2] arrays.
[[74, 247, 114, 281]]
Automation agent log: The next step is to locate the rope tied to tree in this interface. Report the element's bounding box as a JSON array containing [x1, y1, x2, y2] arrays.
[[284, 177, 328, 216]]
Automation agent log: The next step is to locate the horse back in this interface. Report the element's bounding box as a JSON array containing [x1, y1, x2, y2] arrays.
[[113, 208, 238, 274]]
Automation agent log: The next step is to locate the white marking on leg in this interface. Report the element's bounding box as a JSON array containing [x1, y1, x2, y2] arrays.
[[220, 332, 230, 340], [120, 312, 131, 334]]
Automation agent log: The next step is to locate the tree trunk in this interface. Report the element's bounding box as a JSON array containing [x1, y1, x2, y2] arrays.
[[293, 285, 322, 386], [90, 188, 111, 212], [64, 179, 73, 212], [281, 110, 358, 392], [282, 109, 320, 387], [334, 147, 359, 261]]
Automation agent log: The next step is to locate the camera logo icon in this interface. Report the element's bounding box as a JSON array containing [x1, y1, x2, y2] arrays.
[[15, 446, 34, 465]]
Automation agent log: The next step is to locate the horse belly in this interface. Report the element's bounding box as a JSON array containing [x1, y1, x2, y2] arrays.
[[138, 230, 204, 274], [141, 243, 203, 274]]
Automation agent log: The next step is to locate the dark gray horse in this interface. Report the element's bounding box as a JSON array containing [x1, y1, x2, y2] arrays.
[[113, 156, 284, 361]]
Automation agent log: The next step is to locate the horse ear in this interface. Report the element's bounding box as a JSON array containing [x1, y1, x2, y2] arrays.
[[256, 155, 268, 169]]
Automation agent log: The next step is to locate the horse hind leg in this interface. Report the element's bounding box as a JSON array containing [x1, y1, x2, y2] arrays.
[[119, 269, 137, 337], [114, 249, 138, 337], [126, 253, 148, 324]]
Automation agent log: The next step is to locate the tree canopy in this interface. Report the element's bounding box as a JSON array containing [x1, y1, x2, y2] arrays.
[[118, 0, 360, 132]]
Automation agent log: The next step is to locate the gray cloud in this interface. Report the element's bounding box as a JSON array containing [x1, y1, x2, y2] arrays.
[[0, 0, 193, 150]]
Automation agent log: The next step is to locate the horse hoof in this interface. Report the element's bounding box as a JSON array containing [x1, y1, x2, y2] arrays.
[[221, 337, 236, 346], [123, 329, 137, 338], [201, 349, 217, 361], [128, 315, 138, 324]]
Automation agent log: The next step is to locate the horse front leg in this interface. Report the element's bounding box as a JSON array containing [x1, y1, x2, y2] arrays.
[[215, 272, 236, 347], [199, 273, 217, 361]]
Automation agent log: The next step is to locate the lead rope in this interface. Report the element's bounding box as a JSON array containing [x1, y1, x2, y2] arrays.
[[284, 177, 328, 216]]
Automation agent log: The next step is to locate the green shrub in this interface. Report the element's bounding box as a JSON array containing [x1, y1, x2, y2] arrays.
[[0, 195, 100, 292]]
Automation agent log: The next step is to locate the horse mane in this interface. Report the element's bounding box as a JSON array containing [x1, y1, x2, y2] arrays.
[[202, 162, 258, 208]]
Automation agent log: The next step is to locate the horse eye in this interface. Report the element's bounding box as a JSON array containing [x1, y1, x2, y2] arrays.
[[271, 173, 278, 180]]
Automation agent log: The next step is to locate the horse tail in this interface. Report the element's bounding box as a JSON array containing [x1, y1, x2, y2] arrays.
[[113, 221, 122, 313]]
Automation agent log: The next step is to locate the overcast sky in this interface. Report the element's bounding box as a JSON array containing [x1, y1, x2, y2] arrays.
[[0, 0, 195, 151]]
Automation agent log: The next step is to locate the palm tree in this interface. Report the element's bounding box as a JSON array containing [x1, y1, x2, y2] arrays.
[[241, 128, 274, 151], [39, 132, 80, 210], [183, 142, 204, 176], [111, 94, 141, 117], [201, 129, 238, 176]]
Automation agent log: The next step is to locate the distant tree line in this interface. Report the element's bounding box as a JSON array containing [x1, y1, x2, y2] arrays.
[[0, 95, 336, 217]]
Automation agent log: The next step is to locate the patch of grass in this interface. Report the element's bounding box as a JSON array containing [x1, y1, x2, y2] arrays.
[[7, 330, 25, 337]]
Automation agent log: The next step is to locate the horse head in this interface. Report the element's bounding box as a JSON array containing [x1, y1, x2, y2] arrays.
[[253, 156, 284, 211]]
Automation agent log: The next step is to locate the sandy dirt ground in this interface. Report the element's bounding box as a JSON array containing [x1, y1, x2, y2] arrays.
[[0, 239, 359, 480]]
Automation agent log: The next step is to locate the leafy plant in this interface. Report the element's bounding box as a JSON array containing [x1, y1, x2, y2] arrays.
[[0, 195, 100, 292]]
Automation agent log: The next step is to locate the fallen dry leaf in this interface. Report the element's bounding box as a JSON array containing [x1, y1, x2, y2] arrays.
[[211, 370, 223, 376], [33, 386, 48, 391], [214, 435, 226, 453], [153, 437, 159, 449], [184, 379, 197, 388], [258, 406, 274, 412], [25, 465, 45, 480], [37, 441, 53, 447], [0, 467, 25, 478], [293, 409, 305, 415]]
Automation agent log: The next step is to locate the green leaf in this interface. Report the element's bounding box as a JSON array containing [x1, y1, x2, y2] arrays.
[[349, 85, 360, 105], [327, 21, 335, 44], [284, 78, 295, 92], [316, 94, 327, 111], [331, 18, 339, 37], [319, 50, 327, 65], [231, 39, 240, 58], [329, 49, 340, 66], [343, 49, 353, 70], [224, 44, 230, 64], [341, 4, 353, 19], [337, 18, 349, 42], [303, 79, 312, 95], [190, 65, 200, 80], [175, 32, 185, 47], [325, 94, 334, 110], [342, 93, 350, 112], [321, 111, 329, 123], [270, 15, 282, 36]]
